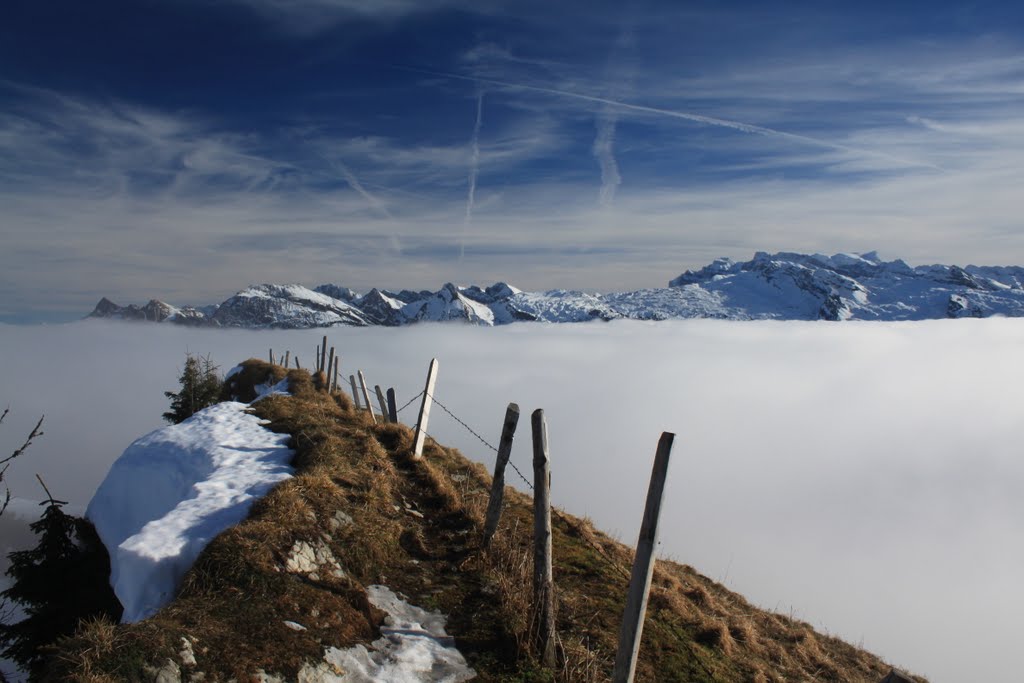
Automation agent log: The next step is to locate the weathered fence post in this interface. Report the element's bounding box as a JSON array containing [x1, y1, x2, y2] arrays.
[[320, 336, 328, 375], [350, 375, 362, 409], [531, 409, 556, 667], [269, 348, 274, 364], [482, 403, 520, 548], [333, 364, 340, 393], [315, 345, 321, 372], [295, 356, 301, 370], [374, 385, 390, 422], [611, 432, 676, 683], [358, 371, 376, 424], [283, 351, 290, 370], [387, 388, 398, 423], [412, 358, 439, 460], [327, 348, 335, 388]]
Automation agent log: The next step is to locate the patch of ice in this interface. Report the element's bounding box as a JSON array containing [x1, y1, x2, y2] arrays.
[[309, 585, 475, 682]]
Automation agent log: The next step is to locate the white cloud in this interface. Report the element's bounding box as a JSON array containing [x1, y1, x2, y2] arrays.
[[2, 319, 1023, 681]]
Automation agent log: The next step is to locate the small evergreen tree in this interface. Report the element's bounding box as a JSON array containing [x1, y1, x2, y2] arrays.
[[0, 409, 42, 683], [0, 483, 121, 678], [163, 353, 222, 424]]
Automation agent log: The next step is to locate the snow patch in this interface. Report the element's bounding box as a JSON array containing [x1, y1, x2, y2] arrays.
[[86, 402, 294, 623], [253, 376, 291, 401], [304, 585, 475, 682]]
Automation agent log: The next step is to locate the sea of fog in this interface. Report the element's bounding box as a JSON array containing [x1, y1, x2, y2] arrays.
[[2, 318, 1022, 681]]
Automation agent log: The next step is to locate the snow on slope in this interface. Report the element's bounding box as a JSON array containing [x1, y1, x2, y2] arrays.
[[212, 284, 372, 328], [86, 402, 294, 622], [301, 585, 475, 682], [87, 251, 1024, 327]]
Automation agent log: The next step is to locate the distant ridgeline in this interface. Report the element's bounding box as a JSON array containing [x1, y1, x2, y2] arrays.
[[88, 251, 1024, 328]]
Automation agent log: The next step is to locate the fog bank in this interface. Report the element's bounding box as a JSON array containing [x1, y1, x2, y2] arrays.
[[2, 318, 1022, 681]]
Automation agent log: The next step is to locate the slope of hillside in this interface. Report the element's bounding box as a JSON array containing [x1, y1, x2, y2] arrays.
[[48, 361, 925, 682]]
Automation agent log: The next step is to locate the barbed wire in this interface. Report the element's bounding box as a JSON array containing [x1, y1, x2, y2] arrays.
[[396, 391, 423, 414], [289, 351, 681, 655], [506, 459, 534, 491], [426, 392, 498, 453], [410, 387, 637, 586], [421, 389, 630, 581]]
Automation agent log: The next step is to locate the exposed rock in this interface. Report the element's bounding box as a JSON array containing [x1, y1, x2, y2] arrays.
[[179, 637, 197, 666], [285, 539, 346, 580], [329, 510, 353, 531], [145, 659, 182, 683]]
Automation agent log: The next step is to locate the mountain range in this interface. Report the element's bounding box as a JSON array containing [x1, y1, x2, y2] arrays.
[[88, 251, 1024, 328]]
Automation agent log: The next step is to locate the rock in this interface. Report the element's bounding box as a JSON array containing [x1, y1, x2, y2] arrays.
[[146, 659, 182, 683], [179, 637, 197, 666], [330, 510, 353, 530], [285, 540, 346, 579]]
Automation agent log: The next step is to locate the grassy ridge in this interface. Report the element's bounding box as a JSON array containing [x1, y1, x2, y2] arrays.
[[48, 360, 924, 682]]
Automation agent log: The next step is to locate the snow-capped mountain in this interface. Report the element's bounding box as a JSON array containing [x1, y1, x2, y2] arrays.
[[88, 251, 1024, 328]]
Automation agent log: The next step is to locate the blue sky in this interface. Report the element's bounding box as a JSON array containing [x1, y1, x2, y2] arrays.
[[3, 0, 1024, 321]]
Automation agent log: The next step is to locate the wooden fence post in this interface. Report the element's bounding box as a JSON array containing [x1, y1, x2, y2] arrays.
[[611, 432, 676, 683], [315, 345, 321, 372], [269, 348, 274, 364], [358, 371, 376, 424], [320, 336, 328, 375], [333, 364, 340, 393], [327, 348, 335, 388], [374, 385, 390, 422], [531, 409, 556, 667], [387, 388, 398, 423], [412, 358, 439, 460], [482, 403, 520, 548], [284, 351, 290, 370], [350, 375, 362, 409]]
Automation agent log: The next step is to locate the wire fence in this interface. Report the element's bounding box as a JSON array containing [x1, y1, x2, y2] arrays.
[[270, 346, 679, 667], [272, 348, 637, 596], [414, 389, 634, 584]]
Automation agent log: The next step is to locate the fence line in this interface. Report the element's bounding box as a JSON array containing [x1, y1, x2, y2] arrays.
[[262, 344, 680, 678], [416, 388, 634, 584]]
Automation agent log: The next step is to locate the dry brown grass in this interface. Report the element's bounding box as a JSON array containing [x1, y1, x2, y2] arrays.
[[50, 360, 929, 683]]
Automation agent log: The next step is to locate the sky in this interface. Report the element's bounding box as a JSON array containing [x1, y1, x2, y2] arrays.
[[3, 0, 1024, 322], [2, 318, 1023, 680]]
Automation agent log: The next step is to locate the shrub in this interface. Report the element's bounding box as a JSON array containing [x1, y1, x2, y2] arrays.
[[163, 353, 222, 424]]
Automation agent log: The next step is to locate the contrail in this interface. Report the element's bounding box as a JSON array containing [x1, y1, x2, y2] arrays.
[[593, 22, 633, 207], [331, 159, 402, 255], [460, 89, 484, 262], [334, 160, 392, 220], [400, 66, 939, 170], [593, 106, 621, 206]]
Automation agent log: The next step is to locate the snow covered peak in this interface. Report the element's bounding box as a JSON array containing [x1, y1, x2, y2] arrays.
[[212, 284, 372, 328], [85, 251, 1024, 326]]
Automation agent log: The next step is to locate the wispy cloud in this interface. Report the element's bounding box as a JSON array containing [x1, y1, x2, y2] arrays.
[[195, 0, 506, 33], [406, 67, 937, 171], [590, 22, 635, 207], [592, 107, 620, 206], [460, 90, 485, 261]]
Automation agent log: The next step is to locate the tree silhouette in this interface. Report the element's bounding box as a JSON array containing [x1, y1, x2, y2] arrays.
[[0, 477, 121, 677], [163, 353, 222, 424]]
